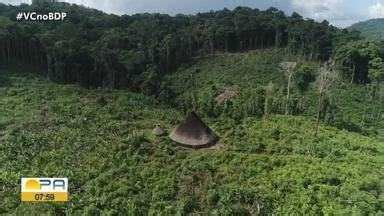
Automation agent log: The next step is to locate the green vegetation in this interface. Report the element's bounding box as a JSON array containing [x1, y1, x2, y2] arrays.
[[164, 50, 384, 134], [1, 54, 384, 214], [0, 3, 357, 89], [349, 19, 384, 41], [1, 1, 384, 214]]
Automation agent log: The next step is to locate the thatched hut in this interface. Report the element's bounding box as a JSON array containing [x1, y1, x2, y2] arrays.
[[169, 112, 218, 148]]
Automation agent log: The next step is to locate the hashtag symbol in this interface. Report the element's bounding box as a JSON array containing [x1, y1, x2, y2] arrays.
[[16, 13, 23, 21]]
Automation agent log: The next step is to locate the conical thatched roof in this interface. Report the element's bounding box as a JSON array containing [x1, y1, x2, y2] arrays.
[[169, 112, 218, 148]]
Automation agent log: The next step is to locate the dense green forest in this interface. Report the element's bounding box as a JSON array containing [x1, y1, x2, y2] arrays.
[[1, 1, 384, 215], [349, 18, 384, 41], [0, 1, 362, 89]]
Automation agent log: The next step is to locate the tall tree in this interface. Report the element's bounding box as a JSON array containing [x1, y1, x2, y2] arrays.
[[315, 64, 338, 136], [280, 61, 297, 115]]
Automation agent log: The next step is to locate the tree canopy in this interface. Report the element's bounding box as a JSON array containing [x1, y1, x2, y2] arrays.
[[0, 3, 359, 91]]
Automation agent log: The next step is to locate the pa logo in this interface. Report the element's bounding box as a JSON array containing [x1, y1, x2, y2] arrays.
[[21, 178, 68, 202]]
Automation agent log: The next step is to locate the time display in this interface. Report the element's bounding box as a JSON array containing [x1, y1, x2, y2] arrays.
[[34, 193, 56, 201], [21, 192, 68, 202]]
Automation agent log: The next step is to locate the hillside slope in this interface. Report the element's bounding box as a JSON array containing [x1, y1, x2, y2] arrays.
[[1, 66, 384, 214], [349, 18, 384, 41], [164, 49, 384, 134]]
